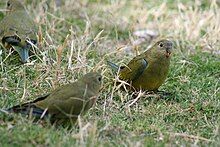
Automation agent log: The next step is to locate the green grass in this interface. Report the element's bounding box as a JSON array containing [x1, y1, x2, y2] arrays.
[[0, 0, 220, 146]]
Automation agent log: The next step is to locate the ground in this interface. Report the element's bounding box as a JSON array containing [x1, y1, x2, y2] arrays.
[[0, 0, 219, 146]]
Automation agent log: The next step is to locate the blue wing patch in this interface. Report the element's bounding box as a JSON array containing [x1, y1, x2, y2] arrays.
[[132, 58, 148, 81]]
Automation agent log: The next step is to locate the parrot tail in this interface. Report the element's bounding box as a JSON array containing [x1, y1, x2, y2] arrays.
[[17, 47, 29, 63], [6, 103, 48, 119], [6, 95, 50, 119], [107, 61, 120, 73], [3, 36, 30, 63]]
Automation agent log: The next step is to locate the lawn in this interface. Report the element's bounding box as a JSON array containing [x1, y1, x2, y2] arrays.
[[0, 0, 219, 146]]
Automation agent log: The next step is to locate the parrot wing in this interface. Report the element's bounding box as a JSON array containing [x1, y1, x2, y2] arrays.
[[45, 97, 87, 119], [2, 36, 21, 46], [45, 97, 91, 124], [120, 56, 148, 81]]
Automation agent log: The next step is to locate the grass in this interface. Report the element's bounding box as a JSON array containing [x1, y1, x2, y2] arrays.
[[0, 0, 220, 146]]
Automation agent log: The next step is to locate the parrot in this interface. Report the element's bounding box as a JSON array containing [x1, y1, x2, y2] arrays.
[[0, 0, 38, 63], [108, 39, 173, 92], [5, 72, 102, 125]]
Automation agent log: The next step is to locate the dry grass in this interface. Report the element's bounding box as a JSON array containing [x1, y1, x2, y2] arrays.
[[0, 0, 220, 146]]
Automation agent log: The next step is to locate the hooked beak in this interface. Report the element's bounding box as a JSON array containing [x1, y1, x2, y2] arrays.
[[165, 41, 173, 58], [165, 49, 172, 58]]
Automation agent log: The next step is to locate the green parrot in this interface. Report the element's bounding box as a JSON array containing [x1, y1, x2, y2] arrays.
[[6, 72, 102, 125], [108, 39, 173, 92], [0, 0, 38, 63]]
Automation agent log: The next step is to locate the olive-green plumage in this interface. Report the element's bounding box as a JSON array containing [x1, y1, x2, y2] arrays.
[[7, 72, 102, 125], [0, 0, 38, 63], [108, 39, 173, 91]]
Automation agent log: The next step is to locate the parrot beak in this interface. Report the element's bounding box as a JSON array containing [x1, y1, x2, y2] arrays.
[[18, 48, 29, 63], [165, 41, 173, 58], [165, 49, 172, 58]]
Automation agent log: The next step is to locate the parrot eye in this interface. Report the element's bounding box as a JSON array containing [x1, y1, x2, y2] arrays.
[[7, 2, 11, 7], [159, 42, 164, 48], [96, 75, 102, 82], [98, 76, 102, 82]]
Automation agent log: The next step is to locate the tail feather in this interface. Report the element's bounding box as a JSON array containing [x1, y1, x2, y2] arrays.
[[6, 94, 50, 119], [2, 36, 36, 63], [15, 47, 29, 63], [107, 61, 120, 73], [7, 103, 48, 119]]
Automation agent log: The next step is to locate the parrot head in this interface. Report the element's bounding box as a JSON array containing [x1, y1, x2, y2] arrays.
[[82, 72, 102, 92], [6, 0, 25, 12], [155, 39, 173, 58]]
